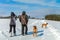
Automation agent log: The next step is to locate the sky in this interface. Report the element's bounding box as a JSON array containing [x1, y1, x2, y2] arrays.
[[0, 0, 60, 18]]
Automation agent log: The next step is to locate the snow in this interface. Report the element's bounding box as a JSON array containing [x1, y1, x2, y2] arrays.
[[0, 19, 60, 40]]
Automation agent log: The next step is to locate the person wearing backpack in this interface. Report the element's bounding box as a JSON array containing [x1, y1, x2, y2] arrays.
[[19, 11, 28, 36]]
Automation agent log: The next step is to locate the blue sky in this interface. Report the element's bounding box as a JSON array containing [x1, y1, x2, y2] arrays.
[[0, 0, 60, 18]]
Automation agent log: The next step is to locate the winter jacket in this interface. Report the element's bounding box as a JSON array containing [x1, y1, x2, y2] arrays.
[[10, 16, 17, 25], [19, 15, 28, 25]]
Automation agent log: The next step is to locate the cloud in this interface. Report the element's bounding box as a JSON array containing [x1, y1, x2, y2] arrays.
[[0, 0, 60, 17], [13, 0, 60, 7], [27, 7, 60, 18], [0, 3, 31, 13], [0, 4, 29, 9]]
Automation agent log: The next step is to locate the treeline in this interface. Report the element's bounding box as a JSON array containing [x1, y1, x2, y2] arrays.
[[45, 14, 60, 21], [0, 16, 44, 20], [0, 16, 30, 19], [0, 16, 10, 19], [0, 16, 18, 19]]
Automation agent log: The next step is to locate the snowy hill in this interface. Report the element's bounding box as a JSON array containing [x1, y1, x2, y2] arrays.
[[0, 19, 60, 40]]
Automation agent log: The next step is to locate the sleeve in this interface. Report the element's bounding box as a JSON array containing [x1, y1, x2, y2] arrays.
[[26, 15, 28, 23], [19, 15, 21, 22], [15, 16, 17, 20]]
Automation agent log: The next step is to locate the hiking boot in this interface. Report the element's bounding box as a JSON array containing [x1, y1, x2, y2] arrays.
[[14, 33, 16, 36], [25, 33, 28, 35], [21, 34, 24, 36], [10, 32, 12, 37]]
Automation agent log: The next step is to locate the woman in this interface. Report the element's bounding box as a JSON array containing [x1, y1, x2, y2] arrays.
[[9, 12, 17, 37]]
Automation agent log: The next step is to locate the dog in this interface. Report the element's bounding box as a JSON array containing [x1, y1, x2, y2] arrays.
[[33, 26, 37, 37], [42, 22, 48, 28]]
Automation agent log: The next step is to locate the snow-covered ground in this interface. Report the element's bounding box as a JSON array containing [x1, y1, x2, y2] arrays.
[[0, 19, 60, 40]]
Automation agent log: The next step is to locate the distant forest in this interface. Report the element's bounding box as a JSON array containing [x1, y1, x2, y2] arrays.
[[0, 14, 60, 21], [0, 16, 10, 19], [45, 14, 60, 21], [0, 16, 43, 20], [0, 16, 30, 19]]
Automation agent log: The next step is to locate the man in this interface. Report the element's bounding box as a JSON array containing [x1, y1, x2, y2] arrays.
[[19, 11, 28, 36]]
